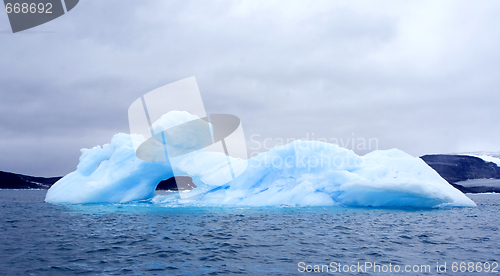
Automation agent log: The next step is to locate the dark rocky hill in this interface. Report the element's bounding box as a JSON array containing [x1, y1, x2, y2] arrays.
[[0, 170, 194, 191], [0, 171, 61, 189], [420, 154, 500, 193], [155, 176, 197, 191]]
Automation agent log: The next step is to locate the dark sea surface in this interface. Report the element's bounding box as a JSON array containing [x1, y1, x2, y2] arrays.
[[0, 190, 499, 275]]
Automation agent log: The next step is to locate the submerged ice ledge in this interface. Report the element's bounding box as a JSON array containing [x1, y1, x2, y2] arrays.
[[45, 112, 476, 208]]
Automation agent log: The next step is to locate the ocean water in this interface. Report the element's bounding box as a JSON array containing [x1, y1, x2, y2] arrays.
[[0, 190, 499, 275]]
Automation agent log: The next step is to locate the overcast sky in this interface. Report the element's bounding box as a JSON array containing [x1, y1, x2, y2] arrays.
[[1, 0, 500, 176]]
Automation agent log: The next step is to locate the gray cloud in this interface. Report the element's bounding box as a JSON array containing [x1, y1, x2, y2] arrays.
[[1, 0, 500, 176]]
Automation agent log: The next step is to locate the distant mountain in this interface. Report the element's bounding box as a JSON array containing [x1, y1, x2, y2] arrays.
[[0, 171, 61, 189], [155, 176, 197, 191], [420, 154, 500, 193], [0, 170, 194, 191]]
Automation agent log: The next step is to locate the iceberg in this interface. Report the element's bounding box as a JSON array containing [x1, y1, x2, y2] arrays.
[[45, 112, 476, 208]]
